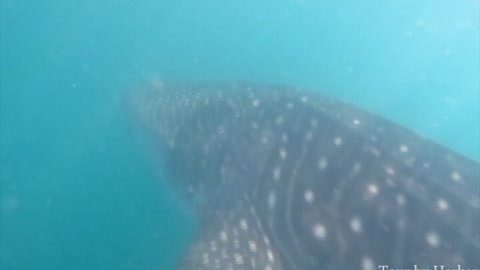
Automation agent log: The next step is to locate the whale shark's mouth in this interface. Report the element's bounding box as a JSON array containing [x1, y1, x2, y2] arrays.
[[129, 80, 480, 270]]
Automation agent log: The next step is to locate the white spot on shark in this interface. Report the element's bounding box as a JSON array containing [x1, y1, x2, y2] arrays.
[[425, 231, 441, 247], [273, 167, 281, 181], [436, 198, 449, 211], [350, 217, 363, 233], [385, 166, 396, 176], [362, 257, 375, 270], [451, 171, 462, 182], [312, 223, 327, 240], [304, 189, 315, 203], [333, 137, 343, 146], [234, 253, 244, 264], [318, 157, 328, 170], [399, 144, 409, 153], [267, 250, 275, 262], [220, 231, 228, 241], [248, 240, 257, 252], [240, 218, 248, 230], [366, 184, 379, 198]]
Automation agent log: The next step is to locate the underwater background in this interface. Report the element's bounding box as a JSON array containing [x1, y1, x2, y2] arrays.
[[1, 0, 478, 269]]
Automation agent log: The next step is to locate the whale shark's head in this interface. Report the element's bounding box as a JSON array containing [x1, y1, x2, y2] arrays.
[[128, 80, 480, 270], [127, 80, 207, 205], [127, 79, 185, 148], [127, 80, 264, 209]]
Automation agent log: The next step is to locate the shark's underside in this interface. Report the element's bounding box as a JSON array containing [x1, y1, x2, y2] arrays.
[[129, 81, 480, 270]]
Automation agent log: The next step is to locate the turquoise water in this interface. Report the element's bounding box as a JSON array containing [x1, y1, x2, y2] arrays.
[[1, 1, 478, 269]]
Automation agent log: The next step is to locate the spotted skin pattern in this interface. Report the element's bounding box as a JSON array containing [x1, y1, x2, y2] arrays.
[[129, 81, 480, 270]]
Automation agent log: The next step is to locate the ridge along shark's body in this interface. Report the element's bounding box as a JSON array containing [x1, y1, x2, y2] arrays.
[[129, 81, 480, 270]]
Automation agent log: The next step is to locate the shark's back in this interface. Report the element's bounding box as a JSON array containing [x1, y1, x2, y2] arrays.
[[130, 82, 480, 270]]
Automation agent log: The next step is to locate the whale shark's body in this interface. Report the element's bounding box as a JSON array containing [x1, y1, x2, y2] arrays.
[[129, 81, 479, 270]]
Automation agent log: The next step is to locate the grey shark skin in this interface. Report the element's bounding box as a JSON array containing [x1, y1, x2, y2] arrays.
[[129, 81, 480, 270]]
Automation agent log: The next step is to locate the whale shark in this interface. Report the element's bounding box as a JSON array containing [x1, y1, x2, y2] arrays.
[[128, 81, 480, 270]]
